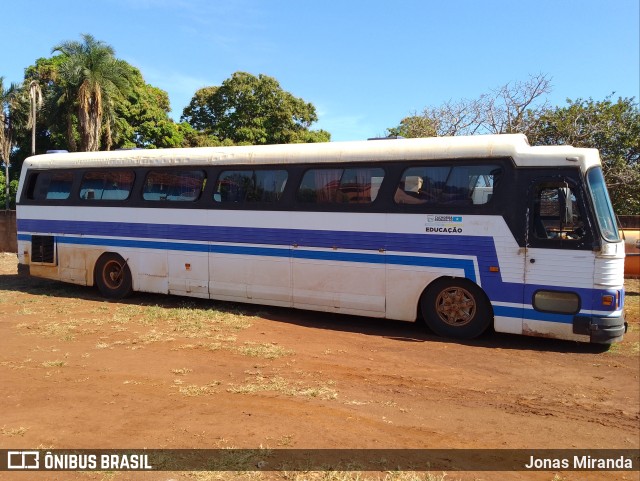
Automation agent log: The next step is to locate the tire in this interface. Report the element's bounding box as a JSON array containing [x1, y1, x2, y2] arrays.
[[421, 278, 492, 339], [94, 253, 132, 299]]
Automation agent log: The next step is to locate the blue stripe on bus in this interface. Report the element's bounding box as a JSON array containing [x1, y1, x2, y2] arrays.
[[17, 218, 492, 254], [493, 305, 573, 324], [18, 218, 484, 274], [39, 234, 478, 281]]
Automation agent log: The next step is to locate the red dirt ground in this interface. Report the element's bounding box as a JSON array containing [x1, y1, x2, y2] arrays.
[[0, 253, 638, 481]]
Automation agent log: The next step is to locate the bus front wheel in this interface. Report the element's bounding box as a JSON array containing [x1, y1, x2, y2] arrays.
[[421, 278, 492, 339], [95, 253, 132, 299]]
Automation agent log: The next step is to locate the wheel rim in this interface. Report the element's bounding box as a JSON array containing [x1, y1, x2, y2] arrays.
[[102, 260, 124, 290], [434, 286, 477, 327]]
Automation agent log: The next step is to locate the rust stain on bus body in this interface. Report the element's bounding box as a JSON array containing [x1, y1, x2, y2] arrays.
[[522, 323, 561, 339]]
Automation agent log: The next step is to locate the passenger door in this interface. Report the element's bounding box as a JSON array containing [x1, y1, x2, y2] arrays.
[[524, 178, 594, 338]]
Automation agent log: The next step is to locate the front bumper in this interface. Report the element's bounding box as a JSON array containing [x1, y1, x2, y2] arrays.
[[573, 315, 627, 344]]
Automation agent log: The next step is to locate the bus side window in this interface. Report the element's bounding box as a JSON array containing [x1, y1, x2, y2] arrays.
[[25, 172, 41, 200], [394, 164, 500, 206], [143, 170, 205, 201], [394, 166, 448, 205], [214, 170, 288, 203], [80, 171, 135, 200], [296, 168, 385, 204], [28, 172, 74, 201], [296, 169, 343, 203], [46, 172, 74, 199], [339, 168, 385, 203]]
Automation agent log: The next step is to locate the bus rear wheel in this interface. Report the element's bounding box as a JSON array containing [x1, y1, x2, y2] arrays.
[[421, 278, 491, 339], [95, 253, 132, 299]]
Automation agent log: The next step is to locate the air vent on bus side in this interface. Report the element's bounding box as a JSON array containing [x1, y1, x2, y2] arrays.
[[31, 235, 55, 264]]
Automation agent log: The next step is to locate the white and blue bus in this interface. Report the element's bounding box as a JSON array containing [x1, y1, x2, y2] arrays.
[[15, 134, 626, 343]]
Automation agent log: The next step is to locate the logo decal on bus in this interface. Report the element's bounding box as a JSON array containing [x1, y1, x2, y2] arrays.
[[426, 215, 464, 234]]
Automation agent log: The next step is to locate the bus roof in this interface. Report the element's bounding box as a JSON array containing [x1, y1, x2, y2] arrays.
[[21, 134, 602, 172]]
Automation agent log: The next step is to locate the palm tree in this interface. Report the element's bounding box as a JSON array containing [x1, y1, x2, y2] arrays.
[[53, 34, 132, 151], [28, 80, 43, 155]]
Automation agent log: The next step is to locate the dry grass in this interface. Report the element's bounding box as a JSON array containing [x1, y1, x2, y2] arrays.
[[605, 278, 640, 356], [0, 426, 28, 437], [174, 381, 222, 397], [235, 342, 294, 359], [228, 372, 337, 400], [185, 471, 453, 481], [140, 304, 254, 332], [624, 278, 639, 326], [41, 360, 66, 368], [280, 473, 451, 481], [172, 368, 194, 375]]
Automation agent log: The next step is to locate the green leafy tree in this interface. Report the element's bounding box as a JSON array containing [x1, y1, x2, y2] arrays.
[[18, 44, 183, 155], [178, 121, 233, 147], [181, 72, 330, 144], [52, 34, 134, 151], [387, 114, 438, 138], [528, 96, 640, 215], [113, 65, 185, 149], [0, 169, 18, 210]]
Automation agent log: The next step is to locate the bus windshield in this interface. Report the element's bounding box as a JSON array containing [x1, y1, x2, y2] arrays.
[[587, 167, 621, 242]]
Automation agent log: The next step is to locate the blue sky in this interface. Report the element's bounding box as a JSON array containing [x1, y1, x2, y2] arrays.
[[4, 0, 639, 142]]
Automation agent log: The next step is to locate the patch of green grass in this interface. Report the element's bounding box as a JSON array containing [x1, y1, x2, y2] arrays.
[[605, 339, 640, 357], [235, 342, 293, 359], [41, 322, 77, 340], [112, 305, 144, 324], [135, 329, 175, 344], [125, 304, 255, 344], [16, 317, 105, 341]]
